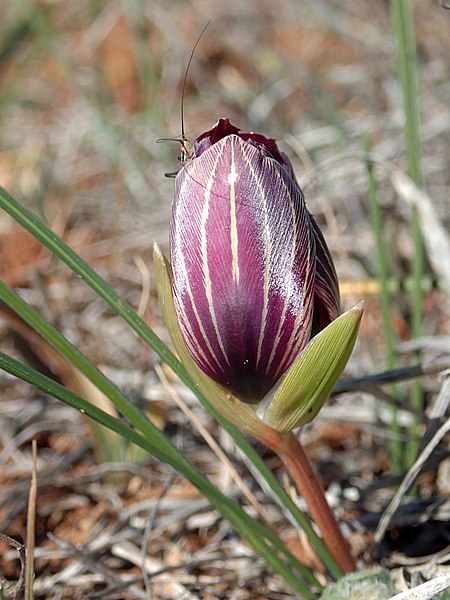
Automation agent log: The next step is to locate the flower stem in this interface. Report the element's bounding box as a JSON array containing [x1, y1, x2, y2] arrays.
[[275, 431, 356, 574]]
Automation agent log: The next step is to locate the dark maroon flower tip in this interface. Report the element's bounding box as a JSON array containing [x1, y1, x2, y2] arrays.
[[194, 118, 287, 168]]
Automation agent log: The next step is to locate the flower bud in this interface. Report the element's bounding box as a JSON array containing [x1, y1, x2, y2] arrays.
[[170, 118, 340, 402]]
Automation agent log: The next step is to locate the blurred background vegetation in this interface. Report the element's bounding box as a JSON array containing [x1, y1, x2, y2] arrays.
[[0, 1, 449, 597]]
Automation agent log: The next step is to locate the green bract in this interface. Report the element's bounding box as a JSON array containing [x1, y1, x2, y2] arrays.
[[257, 303, 363, 433]]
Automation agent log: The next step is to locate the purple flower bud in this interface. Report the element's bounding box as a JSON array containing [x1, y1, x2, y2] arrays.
[[170, 118, 340, 402]]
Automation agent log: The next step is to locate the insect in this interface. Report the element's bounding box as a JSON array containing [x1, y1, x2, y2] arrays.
[[157, 22, 210, 177]]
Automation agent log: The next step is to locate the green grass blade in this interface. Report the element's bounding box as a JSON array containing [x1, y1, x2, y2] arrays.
[[0, 278, 177, 461], [0, 185, 342, 580], [0, 185, 183, 381], [390, 0, 422, 185], [364, 137, 402, 473], [0, 349, 318, 598], [390, 0, 424, 466], [0, 351, 170, 461]]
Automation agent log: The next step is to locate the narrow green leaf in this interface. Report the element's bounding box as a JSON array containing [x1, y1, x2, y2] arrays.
[[0, 186, 184, 384], [0, 279, 176, 460], [390, 0, 424, 469], [364, 135, 402, 474], [0, 350, 318, 598], [260, 304, 363, 433], [0, 351, 175, 469]]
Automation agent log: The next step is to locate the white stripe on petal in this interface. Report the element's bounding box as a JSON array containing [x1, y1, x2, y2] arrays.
[[228, 144, 240, 284]]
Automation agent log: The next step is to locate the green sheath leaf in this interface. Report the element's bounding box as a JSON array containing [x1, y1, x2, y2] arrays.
[[259, 304, 363, 433]]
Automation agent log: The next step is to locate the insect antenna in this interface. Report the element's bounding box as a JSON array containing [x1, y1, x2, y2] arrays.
[[157, 21, 210, 177], [179, 20, 210, 162]]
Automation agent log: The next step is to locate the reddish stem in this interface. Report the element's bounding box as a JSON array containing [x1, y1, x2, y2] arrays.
[[276, 431, 356, 574]]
